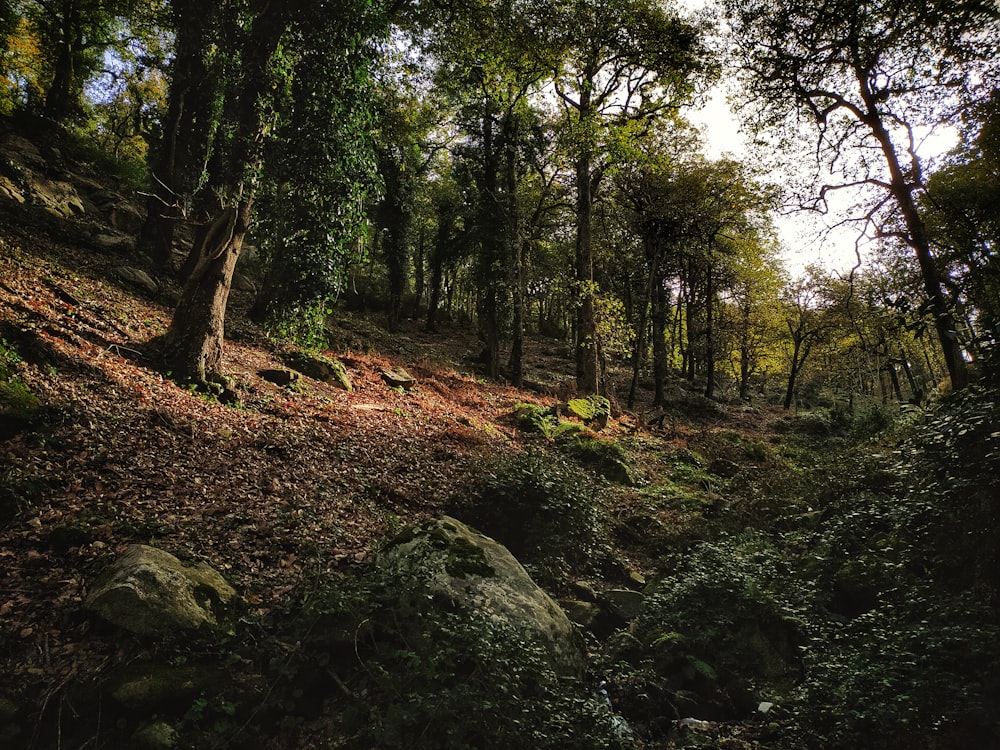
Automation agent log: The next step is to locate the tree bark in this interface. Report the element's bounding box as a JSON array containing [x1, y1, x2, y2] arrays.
[[158, 206, 245, 387], [153, 0, 286, 388], [704, 263, 715, 399], [864, 97, 969, 389], [652, 274, 669, 406], [138, 0, 220, 271], [575, 147, 599, 393]]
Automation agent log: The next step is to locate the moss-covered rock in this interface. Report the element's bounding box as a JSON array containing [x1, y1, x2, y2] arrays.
[[132, 721, 179, 750], [281, 351, 352, 391], [85, 545, 239, 637], [105, 662, 220, 712], [567, 436, 640, 485], [566, 394, 611, 430], [378, 517, 585, 677]]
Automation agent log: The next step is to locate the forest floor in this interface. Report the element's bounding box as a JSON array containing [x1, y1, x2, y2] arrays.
[[0, 129, 812, 749]]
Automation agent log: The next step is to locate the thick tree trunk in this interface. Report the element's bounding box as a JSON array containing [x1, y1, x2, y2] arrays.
[[153, 0, 285, 389], [158, 206, 246, 386]]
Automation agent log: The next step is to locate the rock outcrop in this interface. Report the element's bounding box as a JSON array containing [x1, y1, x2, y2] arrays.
[[377, 516, 585, 677]]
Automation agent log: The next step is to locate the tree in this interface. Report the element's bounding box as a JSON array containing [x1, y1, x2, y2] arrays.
[[18, 0, 165, 123], [780, 268, 833, 410], [425, 0, 561, 380], [553, 0, 710, 394], [721, 0, 1000, 390], [923, 93, 1000, 371], [722, 237, 784, 402], [616, 148, 778, 402], [137, 0, 223, 269], [152, 0, 383, 389], [249, 1, 383, 339]]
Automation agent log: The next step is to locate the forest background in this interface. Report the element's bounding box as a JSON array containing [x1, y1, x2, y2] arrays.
[[2, 0, 1000, 748]]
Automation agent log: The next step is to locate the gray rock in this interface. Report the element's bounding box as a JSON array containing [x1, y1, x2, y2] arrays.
[[601, 588, 644, 622], [380, 366, 416, 390], [85, 545, 238, 637], [378, 517, 585, 677], [96, 233, 137, 253], [28, 176, 85, 218], [114, 266, 158, 293]]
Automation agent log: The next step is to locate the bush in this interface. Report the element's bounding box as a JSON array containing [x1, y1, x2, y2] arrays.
[[449, 449, 602, 584], [600, 536, 813, 737], [356, 590, 632, 749]]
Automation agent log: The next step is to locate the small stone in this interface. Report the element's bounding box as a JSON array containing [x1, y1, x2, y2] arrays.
[[259, 368, 300, 387], [380, 366, 416, 390], [132, 721, 179, 750], [570, 580, 598, 602]]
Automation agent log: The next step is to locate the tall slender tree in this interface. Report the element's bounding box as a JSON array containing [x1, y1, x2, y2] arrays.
[[552, 0, 710, 394], [152, 0, 384, 390]]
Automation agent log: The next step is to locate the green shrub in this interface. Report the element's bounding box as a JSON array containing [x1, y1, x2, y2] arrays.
[[789, 594, 1000, 748], [600, 536, 812, 737], [364, 602, 631, 749], [449, 449, 602, 583], [564, 436, 639, 485]]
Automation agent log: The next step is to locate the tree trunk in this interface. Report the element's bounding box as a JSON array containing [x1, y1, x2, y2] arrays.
[[505, 117, 524, 386], [413, 226, 425, 314], [867, 114, 969, 389], [158, 206, 246, 387], [652, 276, 669, 406], [44, 1, 81, 122], [704, 264, 715, 399], [153, 0, 285, 388], [628, 258, 656, 409], [783, 336, 804, 410], [138, 0, 220, 270], [574, 87, 599, 394], [477, 101, 504, 379]]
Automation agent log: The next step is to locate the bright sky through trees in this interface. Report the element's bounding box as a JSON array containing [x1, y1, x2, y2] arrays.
[[680, 0, 962, 276]]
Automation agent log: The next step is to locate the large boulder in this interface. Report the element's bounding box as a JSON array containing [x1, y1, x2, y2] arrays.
[[377, 517, 585, 677], [85, 545, 238, 637]]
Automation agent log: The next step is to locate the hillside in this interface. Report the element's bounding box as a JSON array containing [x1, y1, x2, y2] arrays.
[[2, 121, 998, 750]]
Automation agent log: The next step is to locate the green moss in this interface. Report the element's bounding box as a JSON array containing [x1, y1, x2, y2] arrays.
[[514, 403, 559, 436], [0, 380, 38, 417], [444, 535, 495, 579]]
